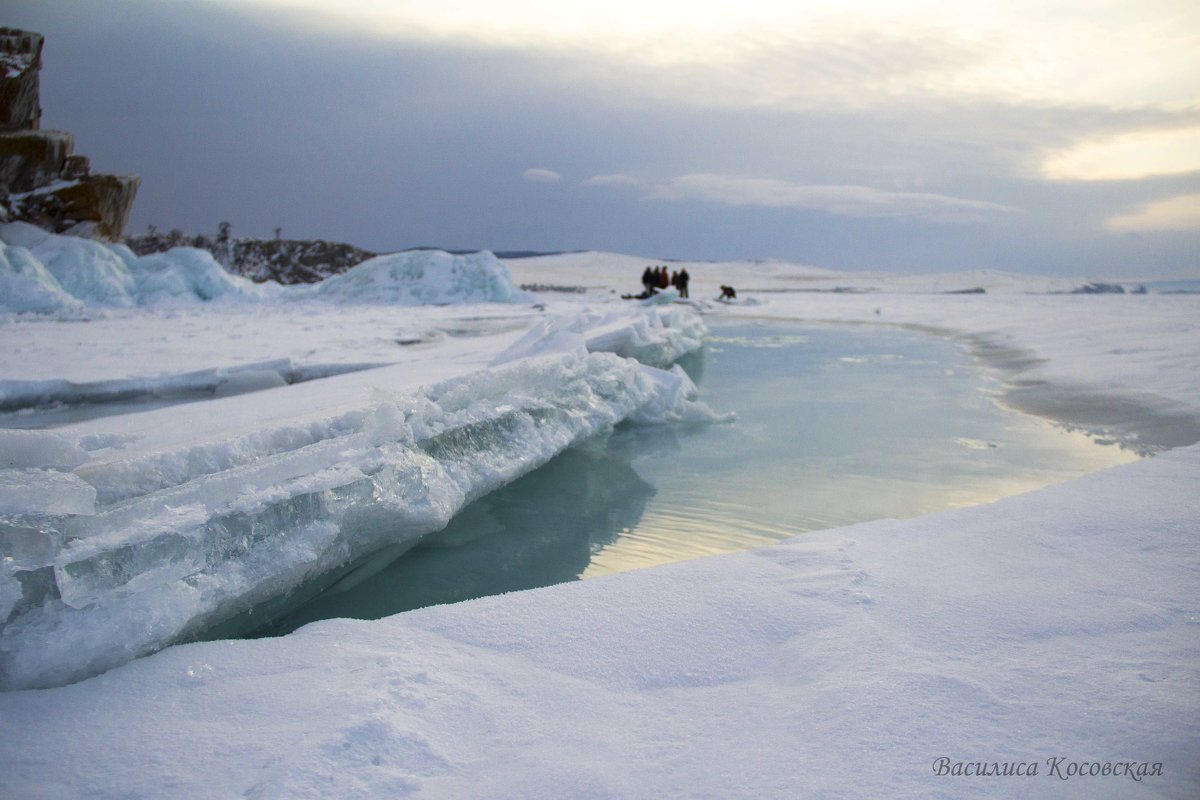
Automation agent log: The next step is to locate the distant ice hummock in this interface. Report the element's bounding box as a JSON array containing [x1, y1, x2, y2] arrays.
[[0, 223, 529, 314]]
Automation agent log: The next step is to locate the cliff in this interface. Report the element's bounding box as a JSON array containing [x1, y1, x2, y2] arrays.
[[0, 28, 140, 241]]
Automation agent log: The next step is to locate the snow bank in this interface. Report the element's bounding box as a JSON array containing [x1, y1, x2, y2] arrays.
[[0, 305, 715, 690], [304, 249, 528, 305]]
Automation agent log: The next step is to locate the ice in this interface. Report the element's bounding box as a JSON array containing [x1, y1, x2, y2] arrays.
[[126, 248, 269, 306], [0, 469, 96, 517], [0, 303, 719, 688], [0, 246, 1198, 797], [305, 249, 529, 305], [0, 358, 390, 411], [0, 429, 89, 470], [0, 569, 19, 623], [0, 221, 52, 249], [491, 304, 707, 368], [0, 240, 83, 314], [30, 234, 137, 307], [0, 229, 530, 314]]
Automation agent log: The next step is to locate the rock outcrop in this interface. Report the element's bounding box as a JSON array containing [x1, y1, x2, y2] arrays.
[[125, 229, 377, 284], [0, 28, 140, 241]]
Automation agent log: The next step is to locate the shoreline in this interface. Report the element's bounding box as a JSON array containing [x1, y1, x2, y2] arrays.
[[957, 331, 1200, 457], [717, 311, 1200, 457]]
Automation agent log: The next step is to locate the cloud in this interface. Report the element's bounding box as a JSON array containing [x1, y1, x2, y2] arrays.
[[581, 173, 643, 189], [1107, 194, 1200, 232], [1043, 127, 1200, 182], [523, 168, 562, 183], [233, 1, 1200, 110], [647, 174, 1021, 222]]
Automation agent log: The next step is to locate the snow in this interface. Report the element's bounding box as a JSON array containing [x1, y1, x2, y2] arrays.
[[0, 243, 1198, 797]]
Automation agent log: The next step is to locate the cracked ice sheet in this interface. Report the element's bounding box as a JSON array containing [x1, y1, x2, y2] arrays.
[[0, 302, 542, 385], [38, 327, 527, 462]]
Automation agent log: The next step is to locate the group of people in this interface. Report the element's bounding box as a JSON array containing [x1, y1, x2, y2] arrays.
[[631, 265, 689, 299], [621, 264, 738, 302]]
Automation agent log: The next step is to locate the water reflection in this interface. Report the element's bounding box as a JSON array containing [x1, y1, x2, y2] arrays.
[[254, 439, 656, 637], [249, 320, 1140, 637]]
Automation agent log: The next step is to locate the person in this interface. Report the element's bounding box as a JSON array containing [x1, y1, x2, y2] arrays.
[[657, 266, 669, 289], [719, 284, 737, 300], [670, 270, 680, 292], [641, 266, 653, 293], [678, 268, 690, 298]]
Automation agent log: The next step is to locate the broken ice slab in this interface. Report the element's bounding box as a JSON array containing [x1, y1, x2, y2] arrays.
[[54, 503, 209, 608], [1, 518, 64, 568], [53, 464, 378, 609], [0, 429, 91, 470], [0, 469, 96, 517]]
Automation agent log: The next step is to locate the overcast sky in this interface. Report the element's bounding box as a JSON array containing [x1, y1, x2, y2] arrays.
[[7, 0, 1199, 277]]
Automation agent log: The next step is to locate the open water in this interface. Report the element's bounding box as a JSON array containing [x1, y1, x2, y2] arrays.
[[250, 320, 1136, 636]]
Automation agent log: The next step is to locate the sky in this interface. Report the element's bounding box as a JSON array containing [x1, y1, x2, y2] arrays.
[[6, 0, 1200, 277]]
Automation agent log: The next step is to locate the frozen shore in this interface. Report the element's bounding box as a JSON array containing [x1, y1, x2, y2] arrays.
[[0, 243, 1197, 798]]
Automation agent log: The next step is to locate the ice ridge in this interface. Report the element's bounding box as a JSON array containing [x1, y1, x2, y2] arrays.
[[0, 225, 530, 314], [0, 308, 721, 690]]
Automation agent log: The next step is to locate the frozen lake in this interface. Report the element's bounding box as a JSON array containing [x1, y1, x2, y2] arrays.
[[248, 320, 1136, 637]]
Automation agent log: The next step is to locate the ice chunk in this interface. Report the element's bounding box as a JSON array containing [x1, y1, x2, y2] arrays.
[[56, 504, 210, 608], [0, 469, 96, 517], [0, 567, 20, 623], [0, 429, 89, 470], [490, 304, 705, 368], [0, 519, 62, 569], [489, 320, 588, 365]]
